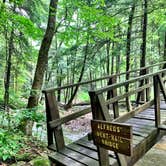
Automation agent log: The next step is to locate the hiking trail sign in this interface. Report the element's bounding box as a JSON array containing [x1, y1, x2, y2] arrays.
[[91, 120, 133, 156]]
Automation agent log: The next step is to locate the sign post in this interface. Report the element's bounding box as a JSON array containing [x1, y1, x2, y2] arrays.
[[91, 120, 133, 156]]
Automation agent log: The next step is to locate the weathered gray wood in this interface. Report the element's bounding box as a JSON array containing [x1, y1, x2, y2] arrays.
[[112, 100, 154, 123], [49, 152, 85, 166], [106, 83, 152, 105], [95, 69, 166, 95], [97, 94, 112, 121], [49, 107, 91, 128], [158, 75, 166, 101], [158, 125, 166, 130], [60, 148, 99, 166], [45, 92, 65, 151], [153, 75, 161, 127], [89, 91, 110, 166], [67, 143, 98, 160]]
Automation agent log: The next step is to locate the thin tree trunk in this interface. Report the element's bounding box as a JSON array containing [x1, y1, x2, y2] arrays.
[[106, 41, 111, 75], [125, 4, 136, 111], [65, 40, 89, 109], [57, 68, 62, 102], [26, 0, 59, 135], [4, 29, 14, 112], [3, 4, 16, 127], [111, 42, 114, 75], [163, 32, 166, 68], [137, 0, 148, 103]]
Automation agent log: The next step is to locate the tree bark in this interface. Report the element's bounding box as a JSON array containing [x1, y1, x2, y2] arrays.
[[111, 42, 115, 75], [26, 0, 59, 135], [106, 41, 111, 75], [137, 0, 148, 103], [163, 32, 166, 68], [27, 0, 59, 108], [4, 30, 14, 111], [125, 4, 136, 111], [3, 4, 16, 113], [140, 0, 147, 72]]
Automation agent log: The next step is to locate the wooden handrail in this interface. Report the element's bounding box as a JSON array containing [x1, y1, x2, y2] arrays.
[[105, 83, 152, 105], [42, 61, 166, 93], [49, 107, 91, 128], [93, 68, 166, 95]]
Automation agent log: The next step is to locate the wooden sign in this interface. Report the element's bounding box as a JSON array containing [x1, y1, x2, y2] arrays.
[[91, 120, 133, 156]]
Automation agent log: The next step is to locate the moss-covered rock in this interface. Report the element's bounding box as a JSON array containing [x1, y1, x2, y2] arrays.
[[29, 157, 50, 166]]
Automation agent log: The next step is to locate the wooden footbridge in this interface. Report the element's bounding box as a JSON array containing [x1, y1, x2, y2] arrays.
[[43, 62, 166, 166]]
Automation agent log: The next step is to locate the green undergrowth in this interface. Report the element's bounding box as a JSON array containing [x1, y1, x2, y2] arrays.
[[0, 129, 24, 161]]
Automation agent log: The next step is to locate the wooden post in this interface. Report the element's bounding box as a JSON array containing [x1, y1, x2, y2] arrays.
[[89, 91, 127, 166], [45, 92, 65, 151], [157, 75, 166, 101], [89, 91, 109, 166], [153, 75, 161, 128], [145, 68, 150, 101]]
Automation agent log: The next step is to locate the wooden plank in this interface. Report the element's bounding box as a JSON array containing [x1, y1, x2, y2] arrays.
[[158, 75, 166, 101], [76, 137, 116, 158], [112, 100, 154, 123], [49, 107, 91, 128], [158, 125, 166, 130], [95, 69, 166, 95], [106, 83, 152, 105], [126, 123, 155, 131], [76, 139, 97, 151], [132, 135, 144, 146], [67, 144, 98, 160], [49, 152, 85, 166], [127, 117, 155, 125], [59, 148, 99, 166], [134, 114, 155, 120], [98, 94, 112, 121]]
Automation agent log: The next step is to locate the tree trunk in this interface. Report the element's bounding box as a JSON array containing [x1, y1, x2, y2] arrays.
[[137, 0, 148, 103], [26, 0, 59, 135], [125, 3, 136, 111], [4, 29, 14, 111], [111, 42, 115, 75], [140, 0, 147, 71], [163, 32, 166, 68], [3, 3, 16, 111], [65, 41, 89, 109]]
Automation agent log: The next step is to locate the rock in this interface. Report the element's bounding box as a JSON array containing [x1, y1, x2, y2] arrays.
[[29, 157, 50, 166], [15, 153, 33, 161], [11, 161, 27, 166]]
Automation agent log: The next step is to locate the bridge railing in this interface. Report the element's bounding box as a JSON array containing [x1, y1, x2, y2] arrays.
[[42, 62, 166, 151], [43, 61, 166, 105], [88, 68, 166, 166]]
